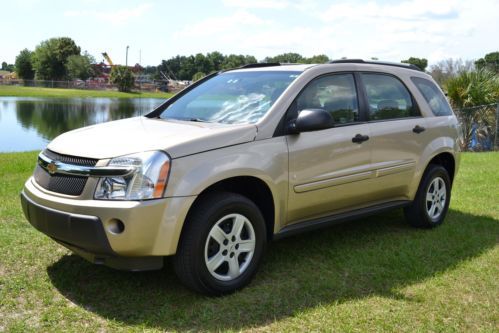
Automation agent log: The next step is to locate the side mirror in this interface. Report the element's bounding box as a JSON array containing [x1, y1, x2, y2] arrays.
[[288, 109, 334, 134]]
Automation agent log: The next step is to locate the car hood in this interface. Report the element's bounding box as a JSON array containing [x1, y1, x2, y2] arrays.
[[47, 117, 257, 159]]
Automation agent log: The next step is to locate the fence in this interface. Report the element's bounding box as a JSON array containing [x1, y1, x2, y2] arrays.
[[0, 79, 162, 92], [454, 103, 499, 152]]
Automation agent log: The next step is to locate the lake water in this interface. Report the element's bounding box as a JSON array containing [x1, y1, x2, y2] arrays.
[[0, 97, 166, 152]]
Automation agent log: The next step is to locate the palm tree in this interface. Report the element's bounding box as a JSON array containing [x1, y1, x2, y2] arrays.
[[445, 69, 499, 151]]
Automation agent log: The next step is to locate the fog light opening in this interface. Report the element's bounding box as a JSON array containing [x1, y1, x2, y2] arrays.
[[107, 219, 125, 234]]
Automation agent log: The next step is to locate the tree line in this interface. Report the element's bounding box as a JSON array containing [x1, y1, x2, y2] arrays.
[[3, 37, 498, 95]]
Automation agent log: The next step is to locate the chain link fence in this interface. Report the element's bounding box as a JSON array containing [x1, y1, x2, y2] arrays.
[[454, 103, 499, 151]]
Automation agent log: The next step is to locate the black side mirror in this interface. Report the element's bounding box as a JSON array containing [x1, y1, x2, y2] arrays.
[[288, 109, 334, 134]]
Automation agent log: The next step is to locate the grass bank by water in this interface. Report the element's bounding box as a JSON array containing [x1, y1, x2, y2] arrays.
[[0, 152, 497, 332], [0, 85, 173, 99]]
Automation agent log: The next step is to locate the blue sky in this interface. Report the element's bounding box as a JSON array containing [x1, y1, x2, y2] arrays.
[[1, 0, 497, 66]]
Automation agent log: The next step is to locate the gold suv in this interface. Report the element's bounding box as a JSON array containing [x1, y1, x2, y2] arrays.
[[21, 60, 460, 295]]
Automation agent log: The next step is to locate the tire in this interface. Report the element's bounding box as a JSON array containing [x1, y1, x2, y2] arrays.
[[173, 191, 267, 295], [404, 164, 451, 228]]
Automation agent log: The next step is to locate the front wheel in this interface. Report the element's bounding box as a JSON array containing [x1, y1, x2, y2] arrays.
[[173, 192, 266, 295], [404, 164, 451, 228]]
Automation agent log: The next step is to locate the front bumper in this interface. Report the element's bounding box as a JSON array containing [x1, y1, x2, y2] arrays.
[[21, 177, 197, 269], [21, 192, 164, 270]]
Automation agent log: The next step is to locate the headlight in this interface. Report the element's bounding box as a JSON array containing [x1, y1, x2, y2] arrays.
[[94, 151, 170, 200]]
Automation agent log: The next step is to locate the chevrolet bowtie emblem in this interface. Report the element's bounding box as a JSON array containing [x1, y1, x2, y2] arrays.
[[47, 162, 58, 174]]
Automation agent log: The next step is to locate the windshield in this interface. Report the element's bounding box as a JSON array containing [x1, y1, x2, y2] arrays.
[[160, 71, 300, 124]]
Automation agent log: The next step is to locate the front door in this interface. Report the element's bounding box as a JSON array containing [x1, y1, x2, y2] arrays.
[[286, 73, 373, 224]]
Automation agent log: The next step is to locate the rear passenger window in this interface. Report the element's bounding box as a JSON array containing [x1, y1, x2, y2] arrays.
[[361, 73, 419, 120], [296, 74, 359, 124], [411, 77, 453, 116]]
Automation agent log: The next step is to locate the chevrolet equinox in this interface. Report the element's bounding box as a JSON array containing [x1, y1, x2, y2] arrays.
[[21, 60, 460, 295]]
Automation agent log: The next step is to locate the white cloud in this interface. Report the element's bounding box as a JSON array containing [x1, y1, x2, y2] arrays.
[[222, 0, 289, 9], [173, 10, 269, 38], [319, 0, 459, 22], [168, 0, 498, 64], [64, 3, 152, 25]]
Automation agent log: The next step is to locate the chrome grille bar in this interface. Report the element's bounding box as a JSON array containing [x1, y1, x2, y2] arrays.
[[38, 152, 135, 177]]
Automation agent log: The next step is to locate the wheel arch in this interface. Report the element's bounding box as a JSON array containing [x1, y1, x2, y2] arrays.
[[177, 176, 276, 250], [426, 152, 456, 183]]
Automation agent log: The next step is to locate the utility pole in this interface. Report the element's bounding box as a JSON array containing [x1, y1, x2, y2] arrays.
[[126, 45, 129, 67]]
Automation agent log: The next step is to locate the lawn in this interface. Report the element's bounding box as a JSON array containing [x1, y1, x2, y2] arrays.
[[0, 152, 497, 332], [0, 85, 173, 99]]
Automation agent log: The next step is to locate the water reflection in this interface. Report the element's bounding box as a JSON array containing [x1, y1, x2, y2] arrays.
[[0, 97, 165, 152]]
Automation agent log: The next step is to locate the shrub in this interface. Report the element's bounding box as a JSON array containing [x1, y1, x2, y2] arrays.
[[110, 66, 135, 92]]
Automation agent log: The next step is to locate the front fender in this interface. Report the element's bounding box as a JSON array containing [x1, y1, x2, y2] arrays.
[[165, 137, 289, 232]]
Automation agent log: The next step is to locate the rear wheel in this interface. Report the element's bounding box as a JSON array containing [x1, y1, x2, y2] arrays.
[[404, 164, 451, 228], [173, 192, 266, 295]]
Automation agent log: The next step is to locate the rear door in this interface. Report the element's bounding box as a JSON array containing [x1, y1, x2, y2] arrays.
[[286, 73, 373, 223], [358, 72, 431, 202]]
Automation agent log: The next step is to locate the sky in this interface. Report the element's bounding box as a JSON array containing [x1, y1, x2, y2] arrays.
[[1, 0, 498, 67]]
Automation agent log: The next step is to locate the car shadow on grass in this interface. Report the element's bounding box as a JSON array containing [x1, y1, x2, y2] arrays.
[[47, 209, 498, 331]]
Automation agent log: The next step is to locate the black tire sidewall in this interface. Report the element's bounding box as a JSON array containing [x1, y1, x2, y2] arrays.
[[419, 165, 451, 226]]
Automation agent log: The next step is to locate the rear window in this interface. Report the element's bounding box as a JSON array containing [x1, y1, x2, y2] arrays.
[[411, 77, 453, 116]]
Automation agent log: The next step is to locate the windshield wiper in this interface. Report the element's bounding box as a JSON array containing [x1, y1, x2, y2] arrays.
[[187, 118, 210, 123], [166, 117, 212, 123]]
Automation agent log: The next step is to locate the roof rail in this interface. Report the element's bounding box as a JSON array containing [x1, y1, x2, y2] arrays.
[[239, 63, 281, 69], [329, 59, 423, 71]]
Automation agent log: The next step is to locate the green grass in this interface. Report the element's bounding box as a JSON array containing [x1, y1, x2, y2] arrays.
[[0, 152, 498, 332], [0, 85, 173, 99]]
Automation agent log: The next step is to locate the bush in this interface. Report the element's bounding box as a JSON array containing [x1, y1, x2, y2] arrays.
[[446, 69, 499, 151], [192, 72, 206, 82], [110, 66, 135, 92], [446, 69, 499, 109]]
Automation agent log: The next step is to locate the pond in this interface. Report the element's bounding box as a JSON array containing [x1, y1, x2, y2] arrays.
[[0, 97, 166, 152]]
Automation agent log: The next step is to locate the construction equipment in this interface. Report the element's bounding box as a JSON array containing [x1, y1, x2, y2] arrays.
[[101, 52, 114, 66]]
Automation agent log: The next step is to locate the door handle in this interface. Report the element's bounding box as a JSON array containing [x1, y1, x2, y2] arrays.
[[413, 125, 426, 134], [352, 134, 369, 143]]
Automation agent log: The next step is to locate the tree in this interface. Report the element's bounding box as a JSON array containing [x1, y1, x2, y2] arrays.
[[192, 72, 206, 81], [1, 62, 14, 72], [401, 57, 428, 71], [445, 69, 499, 109], [429, 58, 474, 86], [221, 54, 255, 69], [305, 54, 330, 64], [264, 52, 304, 63], [475, 51, 499, 73], [194, 53, 214, 75], [110, 65, 135, 92], [65, 52, 95, 80], [445, 69, 499, 150], [15, 49, 35, 79], [32, 37, 81, 80], [207, 51, 225, 71]]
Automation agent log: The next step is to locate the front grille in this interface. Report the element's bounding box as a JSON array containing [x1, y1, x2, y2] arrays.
[[42, 149, 98, 167], [34, 150, 98, 196]]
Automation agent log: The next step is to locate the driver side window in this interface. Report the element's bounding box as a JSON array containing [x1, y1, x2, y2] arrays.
[[296, 74, 359, 124]]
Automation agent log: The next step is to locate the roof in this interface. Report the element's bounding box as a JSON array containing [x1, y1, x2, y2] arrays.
[[329, 59, 423, 71], [226, 59, 424, 73]]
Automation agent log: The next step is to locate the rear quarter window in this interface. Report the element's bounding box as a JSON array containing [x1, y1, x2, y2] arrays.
[[411, 77, 454, 116]]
